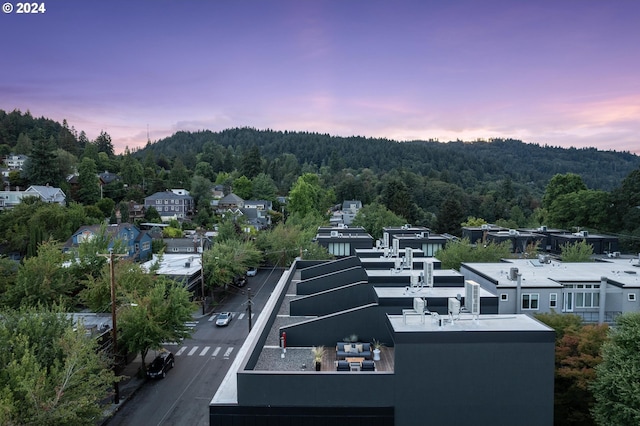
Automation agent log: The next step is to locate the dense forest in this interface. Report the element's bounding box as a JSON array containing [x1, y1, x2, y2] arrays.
[[2, 108, 640, 256], [135, 127, 640, 193]]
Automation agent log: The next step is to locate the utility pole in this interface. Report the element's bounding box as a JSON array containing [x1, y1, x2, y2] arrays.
[[98, 249, 126, 405], [200, 235, 206, 315], [108, 250, 119, 404], [247, 288, 253, 332]]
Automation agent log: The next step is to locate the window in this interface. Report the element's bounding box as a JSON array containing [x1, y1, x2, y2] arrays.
[[142, 242, 151, 250], [327, 242, 351, 256], [156, 200, 161, 205], [522, 293, 539, 310], [549, 293, 557, 308], [500, 293, 508, 302], [565, 284, 600, 308], [629, 293, 637, 302]]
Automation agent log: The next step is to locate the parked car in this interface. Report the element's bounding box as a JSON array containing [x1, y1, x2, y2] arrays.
[[246, 267, 257, 277], [147, 351, 175, 379], [216, 312, 233, 326]]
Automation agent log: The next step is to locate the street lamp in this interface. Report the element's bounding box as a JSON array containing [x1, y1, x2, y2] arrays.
[[200, 235, 206, 315]]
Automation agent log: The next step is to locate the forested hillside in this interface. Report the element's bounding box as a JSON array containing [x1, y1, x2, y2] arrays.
[[2, 109, 640, 254], [136, 128, 640, 193]]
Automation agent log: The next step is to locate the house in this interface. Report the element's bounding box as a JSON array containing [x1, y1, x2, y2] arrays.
[[381, 225, 447, 257], [144, 190, 194, 221], [141, 253, 204, 293], [313, 225, 374, 257], [0, 189, 26, 210], [64, 223, 153, 261], [164, 236, 211, 254], [243, 199, 273, 211], [24, 185, 66, 205], [0, 185, 66, 209], [98, 171, 120, 186], [240, 207, 271, 230], [217, 193, 244, 211], [484, 229, 546, 254], [209, 254, 554, 425], [460, 255, 640, 324], [4, 154, 28, 170], [127, 201, 145, 221]]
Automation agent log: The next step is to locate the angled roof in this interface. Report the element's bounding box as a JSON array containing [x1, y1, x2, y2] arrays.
[[98, 171, 120, 184], [219, 193, 244, 204], [145, 190, 193, 200], [25, 185, 66, 200]]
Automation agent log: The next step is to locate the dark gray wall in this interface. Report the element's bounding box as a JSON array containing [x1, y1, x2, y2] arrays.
[[297, 266, 368, 295], [300, 256, 362, 280], [392, 329, 555, 426], [290, 282, 376, 316], [281, 304, 391, 347], [211, 406, 394, 426]]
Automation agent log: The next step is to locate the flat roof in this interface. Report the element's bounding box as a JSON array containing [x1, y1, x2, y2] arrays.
[[141, 254, 202, 276], [375, 286, 494, 299], [366, 268, 461, 279], [463, 258, 640, 288], [389, 313, 551, 332]]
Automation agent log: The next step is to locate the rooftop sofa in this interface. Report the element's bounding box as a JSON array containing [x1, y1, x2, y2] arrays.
[[336, 342, 372, 359]]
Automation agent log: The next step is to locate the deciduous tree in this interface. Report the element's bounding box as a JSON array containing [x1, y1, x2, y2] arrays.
[[0, 306, 116, 425], [591, 312, 640, 426]]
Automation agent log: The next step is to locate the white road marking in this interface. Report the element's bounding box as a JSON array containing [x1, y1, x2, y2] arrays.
[[199, 346, 210, 356], [187, 346, 199, 356], [208, 315, 215, 322], [211, 347, 221, 358], [176, 346, 187, 356], [237, 313, 245, 320], [223, 347, 234, 359]]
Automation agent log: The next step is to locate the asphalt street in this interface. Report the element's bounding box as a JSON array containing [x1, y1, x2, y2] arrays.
[[106, 268, 282, 426]]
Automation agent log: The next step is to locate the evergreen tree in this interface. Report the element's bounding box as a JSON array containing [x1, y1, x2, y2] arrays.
[[22, 136, 62, 186], [94, 130, 114, 157], [240, 145, 262, 178], [76, 157, 101, 205]]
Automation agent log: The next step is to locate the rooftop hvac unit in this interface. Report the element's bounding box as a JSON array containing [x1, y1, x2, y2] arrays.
[[413, 297, 425, 313], [509, 267, 519, 281], [185, 262, 191, 268], [424, 262, 434, 288], [330, 230, 339, 237], [581, 230, 589, 237], [338, 223, 345, 229], [448, 297, 461, 316], [405, 247, 413, 268], [392, 238, 399, 255], [395, 257, 402, 271], [481, 224, 489, 230], [383, 232, 389, 248], [508, 229, 517, 236], [411, 274, 419, 287], [465, 280, 480, 315]]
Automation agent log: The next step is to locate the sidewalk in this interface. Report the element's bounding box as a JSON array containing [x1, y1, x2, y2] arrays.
[[99, 310, 212, 424]]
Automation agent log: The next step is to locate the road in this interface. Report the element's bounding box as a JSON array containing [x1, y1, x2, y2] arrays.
[[106, 268, 282, 426]]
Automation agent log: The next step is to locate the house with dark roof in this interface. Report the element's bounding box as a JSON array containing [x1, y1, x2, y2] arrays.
[[64, 223, 152, 261], [144, 190, 194, 221], [217, 193, 244, 211]]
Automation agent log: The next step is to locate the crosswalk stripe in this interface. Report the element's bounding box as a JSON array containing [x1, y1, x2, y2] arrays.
[[199, 346, 210, 356], [223, 347, 234, 359], [187, 346, 199, 356], [176, 346, 187, 356], [211, 347, 221, 358], [238, 313, 245, 320], [208, 315, 215, 322]]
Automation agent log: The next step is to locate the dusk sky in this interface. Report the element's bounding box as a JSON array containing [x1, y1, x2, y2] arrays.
[[1, 0, 639, 154]]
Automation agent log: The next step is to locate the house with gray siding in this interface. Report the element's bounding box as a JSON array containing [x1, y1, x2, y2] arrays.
[[144, 190, 194, 221]]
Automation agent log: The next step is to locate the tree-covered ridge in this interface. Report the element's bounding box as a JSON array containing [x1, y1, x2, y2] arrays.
[[136, 127, 640, 192]]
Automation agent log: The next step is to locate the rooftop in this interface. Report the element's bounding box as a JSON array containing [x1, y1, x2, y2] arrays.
[[463, 257, 640, 288]]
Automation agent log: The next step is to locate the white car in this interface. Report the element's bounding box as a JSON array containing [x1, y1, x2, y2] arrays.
[[216, 312, 233, 327], [246, 267, 257, 277]]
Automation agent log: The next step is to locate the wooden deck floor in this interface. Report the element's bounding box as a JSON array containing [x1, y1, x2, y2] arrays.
[[321, 346, 394, 372]]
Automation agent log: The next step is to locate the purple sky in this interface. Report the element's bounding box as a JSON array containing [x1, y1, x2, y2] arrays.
[[1, 0, 639, 154]]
